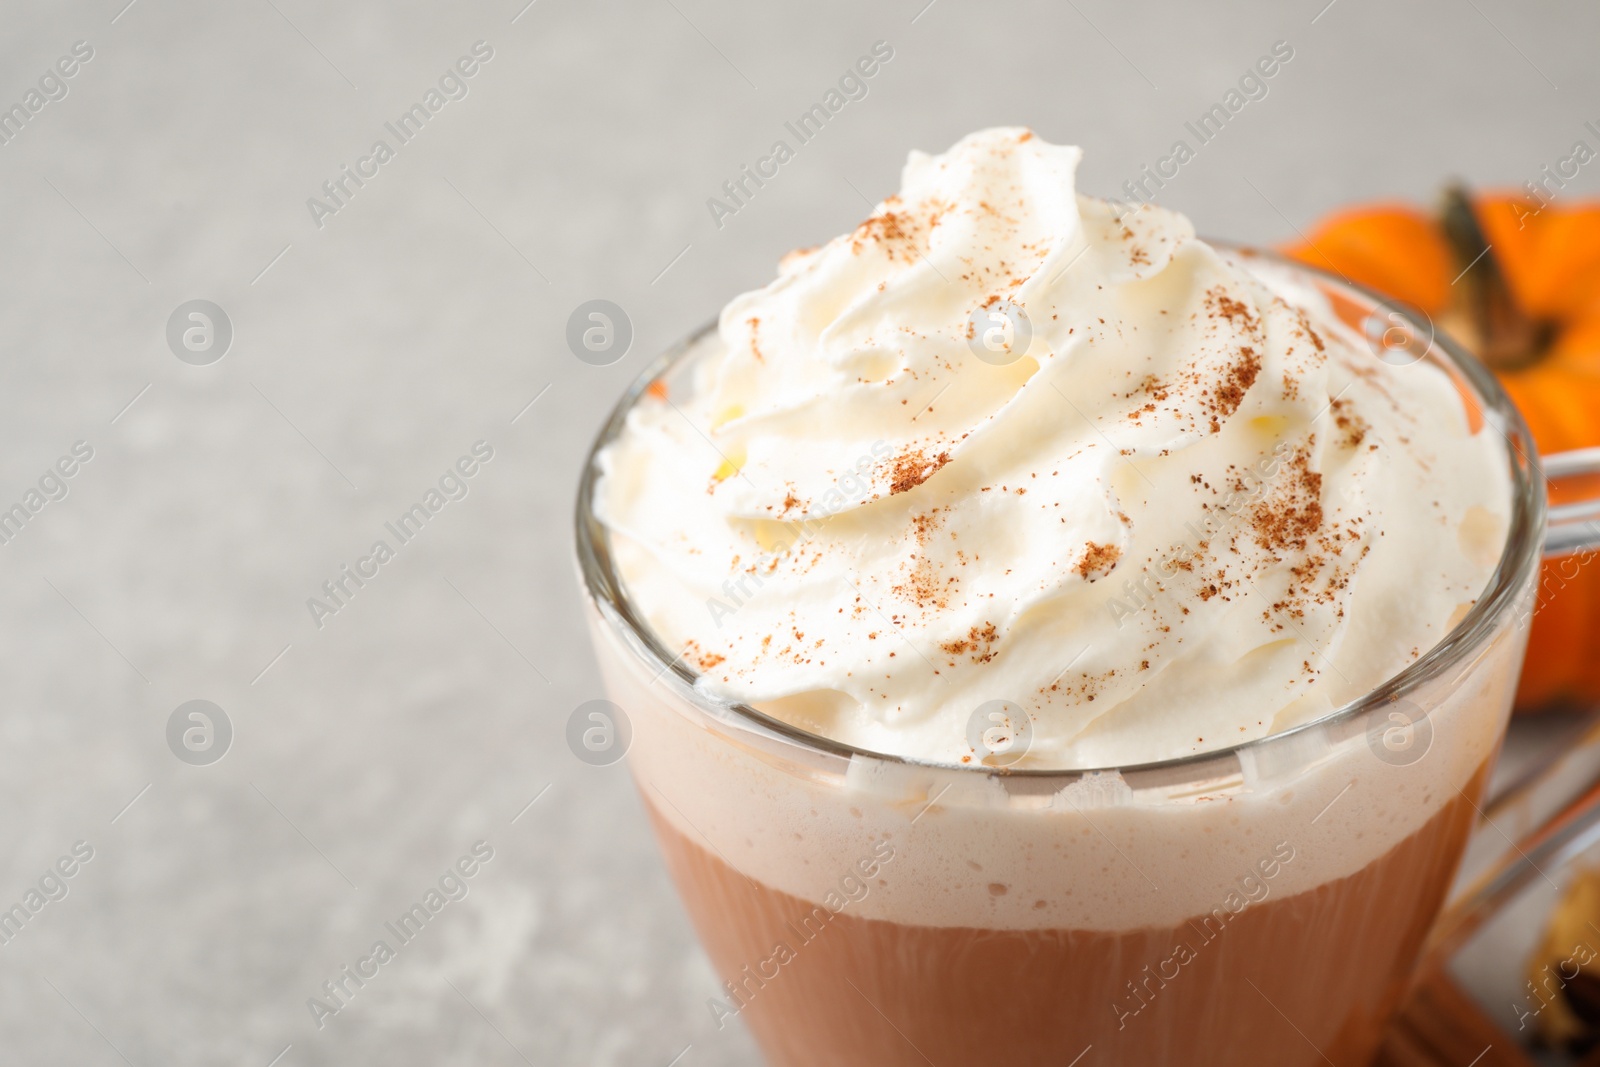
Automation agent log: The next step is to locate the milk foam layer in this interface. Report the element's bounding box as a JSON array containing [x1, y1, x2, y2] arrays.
[[596, 127, 1510, 770], [593, 595, 1524, 931]]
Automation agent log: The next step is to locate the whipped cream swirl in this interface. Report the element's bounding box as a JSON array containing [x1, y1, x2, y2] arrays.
[[595, 128, 1509, 768]]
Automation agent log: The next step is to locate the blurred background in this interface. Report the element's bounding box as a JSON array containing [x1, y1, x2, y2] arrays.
[[0, 0, 1596, 1063]]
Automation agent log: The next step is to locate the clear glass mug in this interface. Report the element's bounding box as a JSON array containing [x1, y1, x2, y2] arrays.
[[574, 247, 1600, 1066]]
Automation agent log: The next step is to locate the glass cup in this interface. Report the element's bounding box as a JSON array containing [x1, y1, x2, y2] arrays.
[[575, 246, 1600, 1066]]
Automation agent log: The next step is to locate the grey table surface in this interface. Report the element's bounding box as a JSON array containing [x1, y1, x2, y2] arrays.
[[1, 1, 1597, 1064]]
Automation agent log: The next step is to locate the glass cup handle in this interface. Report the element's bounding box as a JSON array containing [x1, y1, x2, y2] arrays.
[[1383, 777, 1600, 1065], [1384, 445, 1600, 1051], [1425, 775, 1600, 966], [1472, 443, 1600, 863], [1464, 444, 1600, 842], [1543, 445, 1600, 558], [1419, 444, 1600, 951]]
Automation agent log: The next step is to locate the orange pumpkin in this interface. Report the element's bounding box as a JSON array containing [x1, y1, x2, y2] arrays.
[[1286, 188, 1600, 711]]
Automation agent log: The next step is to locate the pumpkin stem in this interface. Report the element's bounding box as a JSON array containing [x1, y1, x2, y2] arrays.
[[1438, 183, 1551, 371]]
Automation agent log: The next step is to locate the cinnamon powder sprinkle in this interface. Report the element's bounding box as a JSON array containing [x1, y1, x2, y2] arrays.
[[683, 641, 725, 671], [1213, 346, 1262, 422], [1249, 446, 1325, 552], [850, 198, 948, 262], [746, 316, 765, 362], [940, 622, 999, 663], [889, 448, 952, 495], [1330, 397, 1369, 449], [1208, 288, 1260, 331], [1076, 541, 1121, 581]]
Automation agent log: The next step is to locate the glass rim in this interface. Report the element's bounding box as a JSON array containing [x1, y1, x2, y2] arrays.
[[573, 242, 1547, 783]]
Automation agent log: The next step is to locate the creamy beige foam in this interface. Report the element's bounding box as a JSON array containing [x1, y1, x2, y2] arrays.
[[596, 127, 1510, 770], [593, 595, 1524, 931]]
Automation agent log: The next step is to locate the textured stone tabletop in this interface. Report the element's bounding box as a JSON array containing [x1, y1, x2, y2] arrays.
[[0, 1, 1596, 1063]]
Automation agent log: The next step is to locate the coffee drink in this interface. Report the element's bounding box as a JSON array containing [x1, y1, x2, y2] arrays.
[[582, 128, 1523, 1064]]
